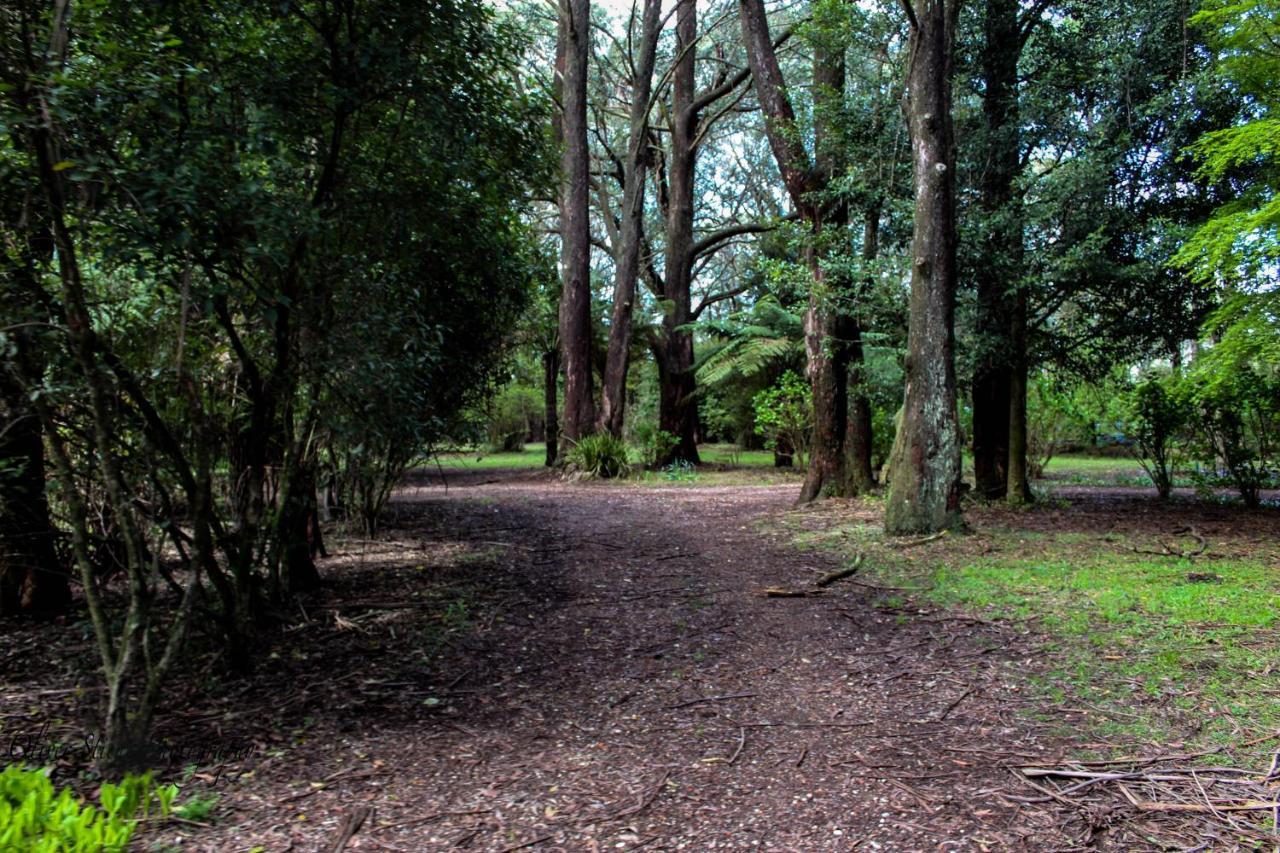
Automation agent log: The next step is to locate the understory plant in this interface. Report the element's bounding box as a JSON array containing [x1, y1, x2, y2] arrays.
[[563, 433, 633, 479], [0, 766, 179, 851]]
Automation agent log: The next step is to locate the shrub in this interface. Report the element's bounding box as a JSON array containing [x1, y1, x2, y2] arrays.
[[1126, 373, 1189, 500], [0, 765, 179, 851], [485, 386, 542, 452], [752, 371, 812, 470], [632, 423, 678, 468], [1185, 364, 1279, 508], [563, 433, 632, 479]]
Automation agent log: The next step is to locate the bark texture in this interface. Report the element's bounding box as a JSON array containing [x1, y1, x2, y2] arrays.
[[740, 0, 874, 501], [557, 0, 596, 443], [971, 0, 1021, 500], [599, 0, 661, 437], [884, 0, 963, 535], [655, 0, 701, 465]]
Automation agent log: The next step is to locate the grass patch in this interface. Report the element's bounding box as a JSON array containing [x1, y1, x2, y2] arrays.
[[785, 508, 1280, 759]]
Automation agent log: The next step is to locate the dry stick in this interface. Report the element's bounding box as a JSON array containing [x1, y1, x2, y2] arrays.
[[728, 727, 747, 765], [377, 807, 491, 831], [890, 530, 948, 548], [498, 834, 555, 852], [328, 805, 371, 853], [573, 769, 673, 825], [814, 553, 865, 588], [936, 686, 974, 721], [670, 692, 756, 710]]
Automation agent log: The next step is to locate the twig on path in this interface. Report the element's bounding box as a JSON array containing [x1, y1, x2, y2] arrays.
[[572, 769, 673, 825], [728, 727, 747, 765], [498, 834, 555, 852], [377, 807, 491, 831], [889, 530, 948, 549], [279, 768, 384, 804], [670, 692, 756, 710], [814, 553, 865, 588], [761, 587, 824, 598], [328, 805, 371, 853], [936, 686, 974, 721]]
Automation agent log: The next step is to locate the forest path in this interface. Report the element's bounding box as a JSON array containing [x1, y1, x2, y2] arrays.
[[191, 472, 1086, 851]]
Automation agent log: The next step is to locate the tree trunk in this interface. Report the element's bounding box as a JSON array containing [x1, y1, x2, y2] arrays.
[[0, 360, 69, 616], [557, 0, 596, 443], [884, 0, 963, 535], [656, 0, 700, 466], [971, 0, 1022, 501], [740, 0, 858, 501], [600, 0, 661, 437], [1006, 287, 1033, 504], [844, 206, 881, 494], [543, 348, 560, 466]]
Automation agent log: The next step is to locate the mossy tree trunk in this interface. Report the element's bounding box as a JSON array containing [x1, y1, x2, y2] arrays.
[[884, 0, 964, 535]]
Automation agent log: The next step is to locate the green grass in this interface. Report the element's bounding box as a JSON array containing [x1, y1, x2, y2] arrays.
[[433, 443, 549, 470], [433, 442, 790, 473], [787, 513, 1280, 759]]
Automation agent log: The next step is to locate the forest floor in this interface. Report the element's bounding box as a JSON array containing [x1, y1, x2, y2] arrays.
[[3, 465, 1279, 851]]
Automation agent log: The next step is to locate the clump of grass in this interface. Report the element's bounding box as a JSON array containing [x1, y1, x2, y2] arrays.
[[563, 433, 632, 479]]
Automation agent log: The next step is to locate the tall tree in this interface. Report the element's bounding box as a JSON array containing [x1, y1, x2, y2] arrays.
[[599, 0, 662, 437], [739, 0, 877, 500], [884, 0, 963, 534], [558, 0, 597, 443], [969, 0, 1022, 501]]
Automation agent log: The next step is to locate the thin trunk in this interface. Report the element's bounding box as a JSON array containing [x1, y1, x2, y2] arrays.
[[844, 206, 880, 494], [558, 0, 596, 443], [884, 0, 963, 535], [0, 364, 68, 615], [600, 0, 661, 436], [0, 257, 69, 616], [1006, 287, 1033, 504], [543, 349, 560, 466], [657, 0, 700, 465], [971, 0, 1021, 500]]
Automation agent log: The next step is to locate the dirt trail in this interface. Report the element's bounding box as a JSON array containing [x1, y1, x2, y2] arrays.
[[179, 473, 1090, 850]]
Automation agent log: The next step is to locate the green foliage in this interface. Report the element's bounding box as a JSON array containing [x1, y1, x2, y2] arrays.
[[563, 434, 632, 479], [485, 386, 542, 452], [0, 766, 179, 851], [1183, 338, 1280, 507], [632, 424, 678, 469], [1026, 374, 1090, 477], [1125, 373, 1189, 499], [1176, 0, 1279, 287], [752, 371, 812, 469]]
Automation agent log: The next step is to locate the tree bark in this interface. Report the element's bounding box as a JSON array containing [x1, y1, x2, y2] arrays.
[[884, 0, 963, 535], [1006, 286, 1033, 503], [843, 206, 880, 494], [0, 240, 70, 617], [655, 0, 701, 465], [0, 355, 69, 616], [599, 0, 661, 437], [557, 0, 596, 444], [543, 348, 560, 466], [740, 0, 859, 502], [971, 0, 1021, 500]]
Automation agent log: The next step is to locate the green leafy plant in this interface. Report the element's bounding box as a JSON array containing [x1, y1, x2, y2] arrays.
[[0, 765, 180, 851], [1125, 373, 1189, 500], [563, 434, 632, 479], [752, 371, 812, 469], [632, 423, 678, 468]]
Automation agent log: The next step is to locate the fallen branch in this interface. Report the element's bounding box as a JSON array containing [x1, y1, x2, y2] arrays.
[[890, 530, 948, 549], [814, 554, 865, 588], [670, 692, 756, 710]]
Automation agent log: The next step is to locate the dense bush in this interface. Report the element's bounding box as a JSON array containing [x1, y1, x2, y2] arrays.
[[563, 434, 633, 479], [753, 371, 812, 470], [1126, 373, 1189, 500], [632, 423, 679, 468], [486, 386, 543, 452]]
